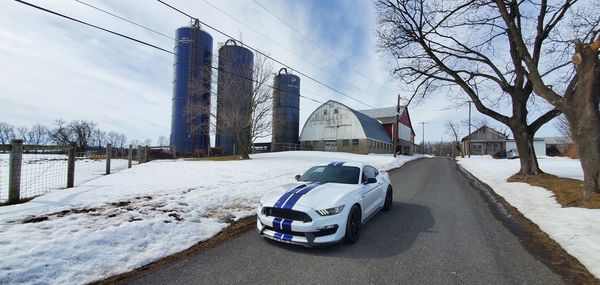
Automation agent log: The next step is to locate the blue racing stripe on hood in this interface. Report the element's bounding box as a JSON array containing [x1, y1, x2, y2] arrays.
[[273, 183, 310, 208], [281, 182, 324, 209]]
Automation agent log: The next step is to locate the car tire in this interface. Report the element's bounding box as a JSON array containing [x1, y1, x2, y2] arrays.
[[344, 204, 361, 244], [383, 186, 393, 212]]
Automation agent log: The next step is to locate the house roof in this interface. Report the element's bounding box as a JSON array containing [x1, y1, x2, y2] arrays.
[[461, 125, 507, 142]]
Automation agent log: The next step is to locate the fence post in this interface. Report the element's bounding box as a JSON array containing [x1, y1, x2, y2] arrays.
[[8, 139, 23, 204], [106, 143, 112, 175], [143, 146, 149, 163], [128, 144, 133, 168], [136, 145, 142, 163], [67, 142, 76, 188]]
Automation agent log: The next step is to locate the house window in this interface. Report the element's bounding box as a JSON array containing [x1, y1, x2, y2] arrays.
[[342, 139, 349, 147], [323, 109, 328, 115], [352, 139, 359, 146], [334, 108, 339, 114]]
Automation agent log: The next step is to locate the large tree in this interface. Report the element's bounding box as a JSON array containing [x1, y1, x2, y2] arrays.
[[375, 0, 596, 180], [492, 0, 600, 194]]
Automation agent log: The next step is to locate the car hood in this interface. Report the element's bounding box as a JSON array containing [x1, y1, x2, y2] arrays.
[[261, 181, 357, 210]]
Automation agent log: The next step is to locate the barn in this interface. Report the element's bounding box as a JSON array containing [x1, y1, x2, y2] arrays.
[[299, 100, 416, 154]]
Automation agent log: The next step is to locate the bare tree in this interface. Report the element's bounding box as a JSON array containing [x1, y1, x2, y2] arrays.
[[215, 53, 274, 159], [27, 124, 48, 145], [0, 122, 15, 144], [92, 129, 106, 148], [555, 115, 572, 139], [492, 1, 600, 194], [157, 135, 168, 146], [15, 126, 28, 143], [48, 119, 73, 145], [445, 121, 463, 157], [68, 120, 97, 151], [375, 0, 595, 179]]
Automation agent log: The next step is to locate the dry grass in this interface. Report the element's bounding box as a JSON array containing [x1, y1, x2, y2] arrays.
[[508, 173, 600, 208]]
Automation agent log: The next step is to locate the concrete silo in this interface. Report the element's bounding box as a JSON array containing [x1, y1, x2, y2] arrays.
[[271, 68, 300, 152], [170, 20, 213, 155], [215, 40, 254, 155]]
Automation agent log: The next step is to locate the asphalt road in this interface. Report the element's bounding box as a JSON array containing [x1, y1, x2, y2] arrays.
[[120, 158, 564, 285]]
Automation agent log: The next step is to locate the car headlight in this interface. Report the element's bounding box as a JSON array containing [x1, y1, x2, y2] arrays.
[[316, 205, 345, 216]]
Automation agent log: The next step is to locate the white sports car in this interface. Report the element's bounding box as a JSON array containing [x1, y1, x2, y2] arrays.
[[256, 161, 393, 247]]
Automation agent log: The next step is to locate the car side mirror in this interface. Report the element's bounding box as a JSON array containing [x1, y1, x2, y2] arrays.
[[295, 174, 301, 181], [367, 177, 377, 184]]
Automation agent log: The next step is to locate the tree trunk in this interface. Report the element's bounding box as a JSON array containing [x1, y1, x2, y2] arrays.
[[511, 125, 543, 176], [562, 41, 600, 194]]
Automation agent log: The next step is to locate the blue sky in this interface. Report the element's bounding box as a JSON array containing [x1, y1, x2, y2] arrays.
[[0, 0, 562, 145]]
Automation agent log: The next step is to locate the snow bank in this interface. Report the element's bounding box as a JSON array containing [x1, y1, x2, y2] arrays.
[[457, 156, 600, 278], [0, 151, 419, 284]]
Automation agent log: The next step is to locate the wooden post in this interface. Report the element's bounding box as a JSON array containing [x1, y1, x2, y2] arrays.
[[106, 143, 112, 175], [143, 146, 149, 163], [128, 144, 133, 168], [8, 139, 23, 204], [67, 142, 76, 188], [136, 145, 142, 163]]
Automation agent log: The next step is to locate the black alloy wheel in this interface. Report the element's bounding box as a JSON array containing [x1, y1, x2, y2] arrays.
[[344, 205, 361, 244]]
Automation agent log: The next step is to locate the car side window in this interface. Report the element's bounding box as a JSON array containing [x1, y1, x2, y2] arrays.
[[363, 166, 375, 179], [371, 166, 379, 177]]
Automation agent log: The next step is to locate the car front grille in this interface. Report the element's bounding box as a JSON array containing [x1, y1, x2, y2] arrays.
[[263, 207, 312, 223], [264, 225, 338, 237]]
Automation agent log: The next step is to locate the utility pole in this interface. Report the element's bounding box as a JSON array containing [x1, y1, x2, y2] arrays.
[[394, 94, 400, 158], [468, 101, 472, 158], [419, 122, 428, 155]]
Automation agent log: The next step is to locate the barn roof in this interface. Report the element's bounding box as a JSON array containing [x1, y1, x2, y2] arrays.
[[358, 106, 406, 124], [351, 109, 392, 143]]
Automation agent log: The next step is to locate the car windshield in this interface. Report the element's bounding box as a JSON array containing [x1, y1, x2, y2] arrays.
[[298, 165, 360, 184]]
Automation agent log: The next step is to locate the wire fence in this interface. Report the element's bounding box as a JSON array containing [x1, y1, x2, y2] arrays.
[[0, 141, 148, 205]]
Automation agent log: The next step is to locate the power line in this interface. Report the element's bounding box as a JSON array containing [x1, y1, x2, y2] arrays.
[[15, 0, 173, 54], [74, 0, 175, 41], [200, 0, 384, 101], [155, 0, 376, 109], [14, 0, 326, 106], [251, 0, 399, 95]]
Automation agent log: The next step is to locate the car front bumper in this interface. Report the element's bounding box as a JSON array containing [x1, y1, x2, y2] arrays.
[[256, 204, 347, 247]]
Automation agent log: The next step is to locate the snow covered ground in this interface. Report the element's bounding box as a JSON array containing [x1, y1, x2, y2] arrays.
[[0, 154, 131, 202], [0, 151, 419, 284], [457, 156, 600, 279]]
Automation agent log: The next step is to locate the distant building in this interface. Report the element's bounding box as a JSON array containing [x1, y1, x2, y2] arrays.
[[541, 137, 573, 156], [461, 125, 547, 157], [461, 126, 507, 156], [299, 100, 416, 154]]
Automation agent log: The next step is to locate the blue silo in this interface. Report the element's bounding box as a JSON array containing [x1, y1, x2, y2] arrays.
[[271, 68, 300, 152], [170, 20, 213, 156], [215, 40, 254, 155]]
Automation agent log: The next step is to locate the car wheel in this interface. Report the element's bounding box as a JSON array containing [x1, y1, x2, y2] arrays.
[[383, 186, 393, 212], [344, 204, 361, 244]]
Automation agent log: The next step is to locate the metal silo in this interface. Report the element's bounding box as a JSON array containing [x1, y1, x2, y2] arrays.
[[170, 20, 213, 156], [215, 40, 254, 155], [271, 68, 300, 152]]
